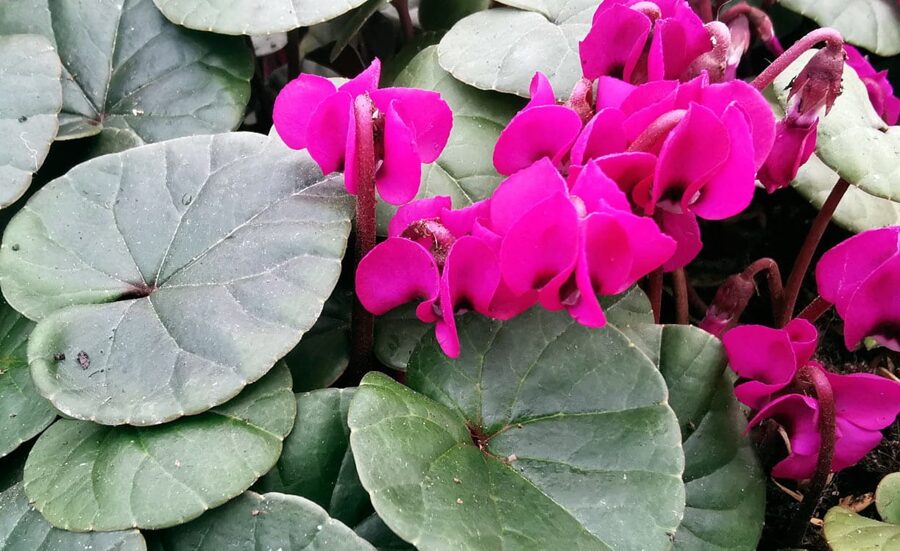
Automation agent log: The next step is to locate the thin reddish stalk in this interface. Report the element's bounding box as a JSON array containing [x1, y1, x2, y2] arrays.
[[649, 269, 664, 324], [743, 257, 784, 324], [779, 179, 850, 326], [798, 296, 833, 324], [672, 269, 690, 325], [788, 365, 837, 546], [751, 27, 843, 90], [350, 95, 378, 377], [392, 0, 415, 42]]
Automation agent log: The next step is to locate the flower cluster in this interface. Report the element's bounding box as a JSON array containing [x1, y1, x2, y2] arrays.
[[725, 320, 900, 479], [357, 159, 676, 357], [816, 226, 900, 352]]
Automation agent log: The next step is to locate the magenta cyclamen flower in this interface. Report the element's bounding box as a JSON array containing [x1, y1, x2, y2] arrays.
[[816, 226, 900, 352], [725, 321, 900, 479], [580, 0, 712, 84], [844, 45, 900, 125], [273, 59, 453, 205]]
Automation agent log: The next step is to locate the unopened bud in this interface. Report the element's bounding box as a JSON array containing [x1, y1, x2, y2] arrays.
[[700, 273, 757, 337], [788, 42, 845, 122], [686, 21, 731, 82], [565, 78, 595, 124]]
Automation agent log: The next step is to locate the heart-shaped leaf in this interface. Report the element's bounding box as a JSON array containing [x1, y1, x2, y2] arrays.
[[0, 0, 253, 142], [155, 492, 375, 550], [877, 473, 900, 525], [380, 46, 521, 233], [438, 1, 599, 99], [23, 363, 296, 532], [0, 34, 61, 209], [153, 0, 370, 35], [773, 51, 899, 203], [793, 153, 900, 233], [284, 289, 352, 392], [0, 132, 353, 426], [0, 296, 55, 459], [778, 0, 900, 56], [374, 304, 430, 370], [258, 388, 413, 550], [824, 506, 900, 550], [350, 303, 686, 549], [0, 483, 146, 550]]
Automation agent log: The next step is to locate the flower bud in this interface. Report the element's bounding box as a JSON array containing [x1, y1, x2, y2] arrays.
[[787, 43, 845, 125], [700, 272, 757, 337]]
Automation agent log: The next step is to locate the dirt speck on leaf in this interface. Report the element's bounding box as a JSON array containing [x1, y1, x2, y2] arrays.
[[76, 351, 90, 370]]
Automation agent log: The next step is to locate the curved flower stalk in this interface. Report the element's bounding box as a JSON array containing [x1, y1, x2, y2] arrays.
[[724, 321, 900, 480], [356, 159, 676, 357], [273, 59, 453, 205], [816, 226, 900, 352]]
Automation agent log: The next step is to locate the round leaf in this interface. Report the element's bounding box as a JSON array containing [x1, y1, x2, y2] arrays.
[[350, 305, 686, 549], [793, 153, 900, 234], [0, 483, 145, 550], [438, 1, 599, 99], [778, 0, 900, 56], [381, 47, 521, 232], [156, 491, 375, 550], [23, 363, 296, 532], [824, 506, 900, 550], [877, 472, 900, 525], [0, 0, 253, 142], [0, 132, 353, 426], [774, 51, 900, 202], [0, 34, 61, 208], [284, 289, 352, 392], [153, 0, 371, 35], [0, 296, 55, 459]]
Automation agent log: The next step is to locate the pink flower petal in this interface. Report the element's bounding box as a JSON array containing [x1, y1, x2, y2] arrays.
[[749, 394, 820, 479], [570, 160, 632, 213], [596, 76, 638, 111], [273, 74, 337, 150], [370, 88, 453, 163], [725, 324, 801, 409], [527, 72, 558, 108], [842, 256, 900, 351], [489, 158, 569, 235], [307, 91, 353, 176], [499, 192, 579, 295], [758, 120, 818, 194], [580, 4, 651, 81], [832, 418, 884, 472], [816, 226, 900, 309], [658, 210, 702, 271], [571, 109, 628, 167], [594, 152, 657, 196], [356, 238, 440, 315], [388, 196, 453, 237], [824, 370, 900, 430], [376, 101, 422, 205], [700, 80, 777, 169], [493, 105, 583, 175], [338, 58, 381, 98], [785, 318, 819, 363]]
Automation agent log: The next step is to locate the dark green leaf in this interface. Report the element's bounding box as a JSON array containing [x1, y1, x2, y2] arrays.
[[419, 0, 490, 31], [0, 132, 353, 426], [285, 288, 352, 392], [0, 296, 55, 459], [23, 364, 296, 531], [0, 483, 145, 549], [0, 34, 61, 208], [0, 0, 253, 142], [153, 0, 371, 35], [156, 491, 375, 550], [438, 1, 599, 99]]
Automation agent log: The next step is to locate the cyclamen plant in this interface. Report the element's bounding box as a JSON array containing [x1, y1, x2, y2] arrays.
[[1, 0, 899, 550]]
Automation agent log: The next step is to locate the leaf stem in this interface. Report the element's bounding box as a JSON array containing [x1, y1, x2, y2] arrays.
[[798, 296, 833, 324], [751, 27, 843, 91], [392, 0, 415, 42], [743, 257, 784, 324], [788, 364, 836, 546], [350, 95, 378, 379], [779, 178, 849, 326], [672, 269, 689, 325]]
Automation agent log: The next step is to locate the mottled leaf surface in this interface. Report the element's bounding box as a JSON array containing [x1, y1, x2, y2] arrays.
[[0, 132, 353, 426], [0, 34, 61, 208], [824, 507, 900, 550], [779, 0, 900, 56], [23, 364, 296, 532], [0, 0, 253, 141]]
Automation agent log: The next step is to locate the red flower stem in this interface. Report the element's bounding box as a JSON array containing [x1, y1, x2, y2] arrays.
[[751, 27, 843, 91], [628, 110, 686, 153], [350, 95, 378, 377], [798, 296, 833, 323], [692, 0, 713, 22], [788, 365, 837, 546], [779, 178, 850, 327], [391, 0, 415, 42], [672, 269, 690, 325], [742, 258, 784, 324], [649, 268, 664, 324]]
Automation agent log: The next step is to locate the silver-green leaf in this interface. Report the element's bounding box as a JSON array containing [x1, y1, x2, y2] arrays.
[[0, 0, 253, 142], [23, 364, 296, 532], [0, 34, 62, 209], [0, 132, 353, 426], [778, 0, 900, 56]]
